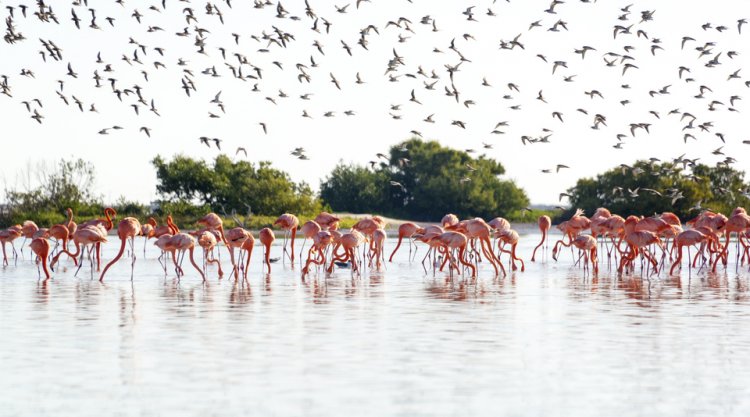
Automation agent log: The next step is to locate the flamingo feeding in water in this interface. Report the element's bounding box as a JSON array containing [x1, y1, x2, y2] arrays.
[[99, 217, 142, 281], [274, 213, 299, 264], [259, 227, 275, 274], [530, 215, 551, 262], [30, 237, 51, 281]]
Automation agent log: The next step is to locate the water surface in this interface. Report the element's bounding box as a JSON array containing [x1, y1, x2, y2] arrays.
[[2, 234, 750, 417]]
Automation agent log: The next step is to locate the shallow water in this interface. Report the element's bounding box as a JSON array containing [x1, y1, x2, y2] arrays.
[[2, 234, 750, 417]]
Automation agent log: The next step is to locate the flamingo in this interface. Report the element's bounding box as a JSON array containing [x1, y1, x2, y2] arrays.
[[99, 217, 142, 281], [314, 212, 340, 231], [225, 227, 252, 279], [496, 229, 524, 272], [259, 227, 275, 273], [618, 216, 663, 274], [0, 225, 22, 266], [298, 220, 322, 264], [20, 220, 39, 256], [80, 207, 117, 231], [370, 228, 386, 270], [327, 231, 364, 274], [388, 222, 423, 262], [29, 237, 51, 281], [441, 213, 459, 228], [530, 215, 551, 262], [413, 226, 445, 274], [670, 230, 712, 275], [301, 231, 333, 277], [197, 212, 227, 243], [239, 232, 256, 279], [48, 224, 77, 266], [64, 208, 78, 236], [166, 233, 206, 281], [141, 217, 157, 255], [197, 230, 223, 278], [462, 218, 504, 276], [153, 234, 175, 274], [712, 211, 750, 271], [553, 234, 598, 275], [54, 225, 108, 276], [433, 231, 476, 278], [274, 213, 299, 264]]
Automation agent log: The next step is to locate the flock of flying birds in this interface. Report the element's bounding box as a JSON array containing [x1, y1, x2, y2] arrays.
[[1, 0, 749, 202]]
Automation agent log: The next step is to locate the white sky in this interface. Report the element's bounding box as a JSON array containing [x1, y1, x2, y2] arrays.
[[0, 0, 748, 206]]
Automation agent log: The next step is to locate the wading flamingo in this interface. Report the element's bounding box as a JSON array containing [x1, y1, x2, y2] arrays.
[[197, 230, 223, 278], [670, 230, 712, 275], [389, 222, 423, 262], [80, 207, 117, 231], [274, 213, 299, 264], [531, 215, 551, 262], [20, 220, 39, 255], [433, 231, 476, 278], [48, 224, 77, 266], [298, 221, 322, 264], [225, 227, 252, 279], [65, 208, 78, 236], [197, 212, 227, 243], [314, 212, 340, 231], [99, 217, 142, 281], [30, 237, 51, 281], [496, 229, 524, 272], [141, 217, 157, 255], [370, 228, 386, 270], [301, 231, 333, 277], [618, 216, 663, 275], [712, 211, 750, 271], [0, 225, 22, 266], [259, 227, 275, 274], [327, 231, 364, 274], [166, 233, 206, 281]]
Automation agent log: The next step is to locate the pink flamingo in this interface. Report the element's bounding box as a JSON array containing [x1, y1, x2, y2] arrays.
[[531, 215, 551, 262], [274, 213, 299, 263], [315, 212, 341, 231], [259, 227, 275, 274], [166, 233, 206, 281], [20, 220, 38, 255], [0, 225, 22, 266], [99, 217, 142, 282], [30, 237, 51, 281], [301, 231, 333, 277], [389, 222, 423, 262]]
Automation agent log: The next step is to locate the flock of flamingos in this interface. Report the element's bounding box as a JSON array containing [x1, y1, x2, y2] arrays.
[[1, 206, 750, 283]]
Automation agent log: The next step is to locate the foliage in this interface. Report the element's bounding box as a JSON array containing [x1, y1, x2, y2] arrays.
[[4, 159, 100, 214], [320, 138, 530, 221], [319, 164, 391, 214], [151, 154, 322, 216], [563, 160, 750, 220]]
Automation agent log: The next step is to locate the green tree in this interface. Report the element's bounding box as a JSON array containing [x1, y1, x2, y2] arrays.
[[564, 160, 750, 220], [152, 154, 321, 215], [320, 163, 391, 214], [320, 138, 529, 220]]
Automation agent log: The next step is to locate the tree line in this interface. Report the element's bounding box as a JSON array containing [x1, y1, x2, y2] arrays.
[[2, 139, 748, 227]]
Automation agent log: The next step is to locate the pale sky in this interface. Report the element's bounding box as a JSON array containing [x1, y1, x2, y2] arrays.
[[0, 0, 748, 206]]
